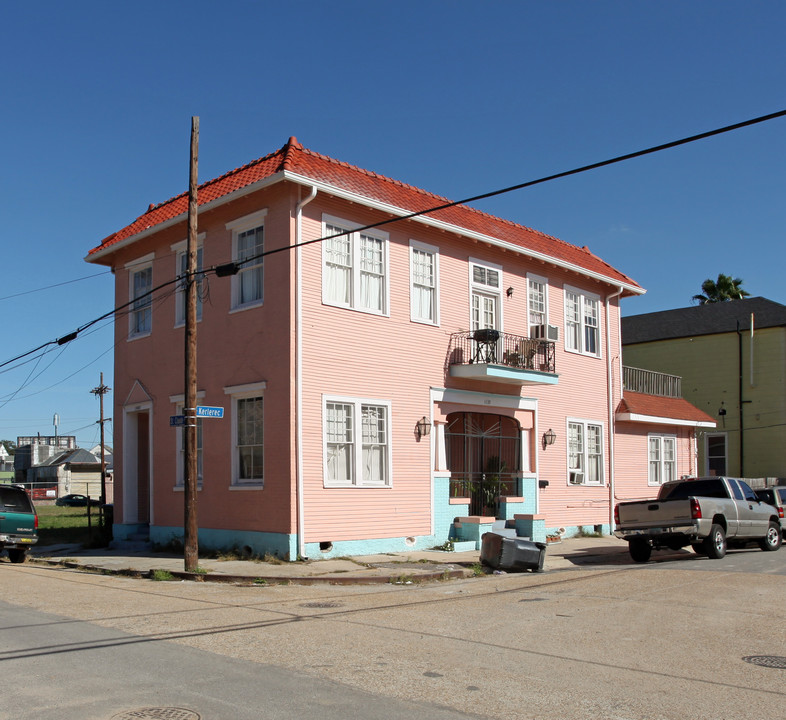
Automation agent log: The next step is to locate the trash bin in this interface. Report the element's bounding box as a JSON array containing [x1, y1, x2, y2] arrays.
[[481, 532, 547, 572], [100, 503, 114, 534]]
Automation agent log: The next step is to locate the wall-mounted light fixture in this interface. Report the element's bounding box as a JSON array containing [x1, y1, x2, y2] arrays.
[[506, 286, 514, 298], [416, 416, 432, 438], [718, 402, 726, 416], [542, 428, 557, 449]]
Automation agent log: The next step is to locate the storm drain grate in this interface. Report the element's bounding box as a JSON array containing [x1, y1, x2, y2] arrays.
[[299, 601, 344, 608], [111, 708, 201, 720], [743, 656, 786, 669]]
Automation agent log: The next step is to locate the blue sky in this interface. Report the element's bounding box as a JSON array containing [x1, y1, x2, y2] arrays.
[[1, 1, 784, 447]]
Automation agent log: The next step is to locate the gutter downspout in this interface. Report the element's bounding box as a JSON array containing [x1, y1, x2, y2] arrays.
[[606, 286, 624, 531], [295, 185, 317, 560]]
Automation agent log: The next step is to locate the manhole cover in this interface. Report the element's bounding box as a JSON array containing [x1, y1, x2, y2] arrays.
[[743, 656, 786, 669], [111, 709, 201, 720], [299, 601, 344, 608]]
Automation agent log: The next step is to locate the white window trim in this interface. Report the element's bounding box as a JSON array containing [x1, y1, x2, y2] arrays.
[[171, 235, 205, 327], [322, 395, 393, 488], [526, 273, 549, 336], [170, 391, 205, 490], [126, 253, 155, 340], [563, 284, 602, 358], [224, 381, 266, 487], [321, 214, 390, 316], [227, 209, 267, 312], [647, 433, 677, 486], [409, 239, 440, 325], [566, 418, 605, 486], [469, 257, 503, 331]]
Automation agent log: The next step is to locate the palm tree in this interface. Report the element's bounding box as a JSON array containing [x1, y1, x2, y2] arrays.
[[692, 274, 750, 304]]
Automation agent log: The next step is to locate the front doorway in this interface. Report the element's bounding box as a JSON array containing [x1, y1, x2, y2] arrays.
[[445, 413, 521, 516], [123, 408, 151, 525]]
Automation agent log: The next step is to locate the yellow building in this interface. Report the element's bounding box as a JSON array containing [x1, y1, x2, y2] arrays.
[[622, 297, 786, 482]]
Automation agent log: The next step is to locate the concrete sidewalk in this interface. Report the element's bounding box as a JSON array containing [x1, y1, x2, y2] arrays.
[[25, 534, 631, 584]]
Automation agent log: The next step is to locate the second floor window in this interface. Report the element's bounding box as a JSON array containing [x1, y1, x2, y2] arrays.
[[527, 275, 547, 336], [410, 241, 439, 324], [227, 209, 267, 311], [470, 260, 501, 331], [565, 287, 600, 357], [323, 216, 388, 315], [128, 258, 153, 338], [175, 244, 204, 326]]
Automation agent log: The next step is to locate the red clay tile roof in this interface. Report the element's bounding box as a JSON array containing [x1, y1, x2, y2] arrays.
[[617, 391, 716, 426], [87, 137, 643, 293]]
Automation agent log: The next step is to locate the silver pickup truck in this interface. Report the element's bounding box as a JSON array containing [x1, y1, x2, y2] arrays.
[[614, 476, 782, 563]]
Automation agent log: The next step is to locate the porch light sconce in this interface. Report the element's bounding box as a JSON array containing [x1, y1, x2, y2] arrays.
[[506, 286, 514, 298], [416, 416, 432, 438], [542, 428, 557, 449], [718, 402, 727, 416]]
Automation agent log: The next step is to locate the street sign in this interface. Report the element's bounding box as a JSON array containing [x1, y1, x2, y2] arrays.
[[170, 415, 187, 427], [196, 405, 224, 419]]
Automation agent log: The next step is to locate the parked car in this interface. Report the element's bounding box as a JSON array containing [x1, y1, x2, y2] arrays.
[[55, 493, 100, 507], [754, 486, 786, 534], [0, 484, 38, 563]]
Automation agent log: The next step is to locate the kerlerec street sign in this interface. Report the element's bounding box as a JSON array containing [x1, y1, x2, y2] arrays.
[[196, 405, 224, 419], [170, 415, 187, 427]]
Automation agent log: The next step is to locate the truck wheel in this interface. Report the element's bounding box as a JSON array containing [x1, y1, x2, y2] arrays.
[[758, 522, 782, 552], [7, 549, 27, 564], [702, 524, 727, 559], [629, 539, 652, 563]]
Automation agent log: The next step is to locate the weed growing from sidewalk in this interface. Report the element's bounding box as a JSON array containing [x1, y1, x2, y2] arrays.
[[151, 569, 175, 581], [471, 562, 485, 577]]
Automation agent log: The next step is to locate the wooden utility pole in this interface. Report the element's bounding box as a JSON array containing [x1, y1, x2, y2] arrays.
[[184, 116, 199, 572], [90, 372, 110, 517]]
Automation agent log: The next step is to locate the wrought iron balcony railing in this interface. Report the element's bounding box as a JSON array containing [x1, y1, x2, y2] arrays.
[[449, 330, 556, 373]]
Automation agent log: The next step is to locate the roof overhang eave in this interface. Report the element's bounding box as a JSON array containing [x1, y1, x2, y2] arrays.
[[85, 171, 288, 264], [283, 171, 644, 296], [616, 411, 716, 428]]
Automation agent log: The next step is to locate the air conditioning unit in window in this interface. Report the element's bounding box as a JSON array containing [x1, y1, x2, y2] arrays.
[[568, 473, 584, 485], [533, 324, 559, 342]]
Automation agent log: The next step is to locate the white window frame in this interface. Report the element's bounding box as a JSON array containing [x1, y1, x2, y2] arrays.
[[322, 214, 390, 316], [409, 240, 439, 325], [527, 273, 548, 336], [323, 395, 392, 488], [172, 235, 205, 327], [566, 418, 605, 486], [469, 258, 503, 331], [227, 209, 267, 312], [225, 382, 266, 487], [170, 392, 205, 489], [564, 285, 601, 358], [648, 434, 677, 486], [705, 432, 728, 476], [126, 253, 154, 339]]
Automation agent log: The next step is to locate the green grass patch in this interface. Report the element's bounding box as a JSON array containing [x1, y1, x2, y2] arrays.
[[36, 505, 108, 547], [151, 569, 175, 582]]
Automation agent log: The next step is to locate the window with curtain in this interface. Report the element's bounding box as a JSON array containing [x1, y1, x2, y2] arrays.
[[564, 286, 601, 357], [130, 264, 152, 337], [176, 245, 203, 325], [410, 242, 438, 324], [322, 216, 388, 314], [649, 435, 677, 485], [528, 276, 547, 335], [236, 225, 264, 306], [235, 395, 264, 484], [568, 419, 604, 485], [324, 397, 391, 487]]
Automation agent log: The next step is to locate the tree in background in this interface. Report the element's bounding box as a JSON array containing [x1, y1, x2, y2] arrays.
[[692, 274, 750, 304]]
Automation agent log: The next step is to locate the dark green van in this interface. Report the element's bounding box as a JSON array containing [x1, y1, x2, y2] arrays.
[[0, 485, 38, 563]]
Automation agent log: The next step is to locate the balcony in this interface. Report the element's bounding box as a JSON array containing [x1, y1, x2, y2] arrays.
[[623, 366, 682, 398], [448, 330, 558, 386]]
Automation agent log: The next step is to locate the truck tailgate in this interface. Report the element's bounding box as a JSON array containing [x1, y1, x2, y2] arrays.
[[617, 498, 693, 528]]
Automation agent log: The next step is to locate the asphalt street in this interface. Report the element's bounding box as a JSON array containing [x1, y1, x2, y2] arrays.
[[1, 549, 785, 720]]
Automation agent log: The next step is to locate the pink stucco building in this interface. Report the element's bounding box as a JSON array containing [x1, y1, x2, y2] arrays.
[[86, 137, 714, 559]]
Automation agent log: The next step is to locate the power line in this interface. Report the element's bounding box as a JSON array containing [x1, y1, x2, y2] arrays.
[[0, 270, 112, 302], [3, 107, 786, 373]]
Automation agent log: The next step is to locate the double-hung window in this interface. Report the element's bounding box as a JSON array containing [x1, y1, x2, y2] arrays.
[[227, 210, 267, 310], [323, 215, 389, 315], [648, 434, 676, 486], [567, 419, 604, 485], [225, 382, 266, 486], [410, 240, 439, 324], [527, 274, 548, 336], [324, 396, 391, 487], [173, 236, 204, 326], [564, 286, 600, 357], [127, 254, 154, 338]]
